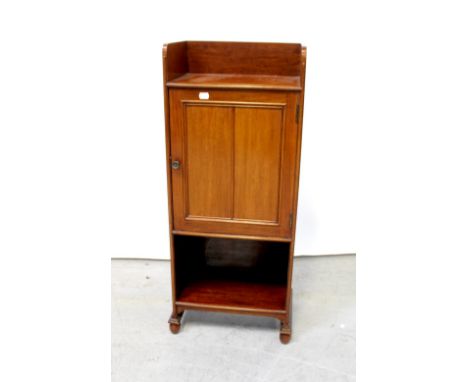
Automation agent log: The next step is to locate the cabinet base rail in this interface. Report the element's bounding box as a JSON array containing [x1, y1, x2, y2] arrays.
[[168, 292, 293, 344]]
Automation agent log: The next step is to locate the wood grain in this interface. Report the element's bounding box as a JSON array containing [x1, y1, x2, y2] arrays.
[[233, 107, 283, 222], [177, 280, 287, 312], [162, 44, 178, 318], [186, 41, 302, 76], [184, 105, 233, 218], [284, 47, 308, 327], [167, 73, 301, 91], [170, 89, 297, 238], [171, 230, 292, 243], [163, 41, 307, 342], [164, 41, 188, 82]]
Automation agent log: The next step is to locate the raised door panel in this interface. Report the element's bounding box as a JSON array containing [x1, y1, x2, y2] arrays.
[[234, 107, 283, 223], [170, 89, 298, 239], [185, 106, 233, 219]]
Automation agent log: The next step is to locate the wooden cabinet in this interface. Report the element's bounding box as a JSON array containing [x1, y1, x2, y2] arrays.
[[163, 41, 306, 344], [170, 89, 298, 238]]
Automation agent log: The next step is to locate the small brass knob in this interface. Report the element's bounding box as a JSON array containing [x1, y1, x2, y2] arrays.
[[171, 160, 180, 170]]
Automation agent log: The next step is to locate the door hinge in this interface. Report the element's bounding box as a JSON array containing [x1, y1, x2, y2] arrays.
[[295, 104, 300, 124], [289, 213, 293, 229]]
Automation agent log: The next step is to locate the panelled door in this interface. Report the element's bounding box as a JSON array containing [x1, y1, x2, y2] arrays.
[[169, 89, 299, 239]]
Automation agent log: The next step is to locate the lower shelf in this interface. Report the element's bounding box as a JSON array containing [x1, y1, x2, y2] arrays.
[[176, 280, 287, 314]]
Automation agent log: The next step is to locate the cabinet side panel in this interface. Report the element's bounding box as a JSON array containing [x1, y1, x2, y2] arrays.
[[165, 41, 188, 81], [233, 107, 283, 222], [185, 105, 234, 219]]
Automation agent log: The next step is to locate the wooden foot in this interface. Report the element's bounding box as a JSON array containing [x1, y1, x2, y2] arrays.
[[280, 322, 291, 344], [279, 332, 291, 344], [169, 322, 180, 334], [168, 311, 184, 334], [279, 291, 292, 344]]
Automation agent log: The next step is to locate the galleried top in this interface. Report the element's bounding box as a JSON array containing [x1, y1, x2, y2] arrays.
[[163, 41, 306, 91]]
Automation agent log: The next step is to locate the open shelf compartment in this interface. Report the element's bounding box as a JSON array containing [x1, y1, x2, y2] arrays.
[[173, 234, 290, 314]]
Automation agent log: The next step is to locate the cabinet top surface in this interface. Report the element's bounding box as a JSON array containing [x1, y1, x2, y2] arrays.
[[166, 73, 302, 91]]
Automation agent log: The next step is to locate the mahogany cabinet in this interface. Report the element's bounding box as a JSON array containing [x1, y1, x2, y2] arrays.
[[163, 41, 306, 344]]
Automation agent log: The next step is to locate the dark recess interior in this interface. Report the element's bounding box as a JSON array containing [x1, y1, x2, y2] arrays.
[[173, 235, 290, 311]]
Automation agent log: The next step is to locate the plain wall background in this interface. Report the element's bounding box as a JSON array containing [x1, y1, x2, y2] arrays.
[[1, 1, 468, 381], [1, 2, 362, 260], [1, 2, 361, 261]]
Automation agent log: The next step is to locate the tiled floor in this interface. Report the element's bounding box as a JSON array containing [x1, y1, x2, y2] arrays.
[[112, 255, 355, 382]]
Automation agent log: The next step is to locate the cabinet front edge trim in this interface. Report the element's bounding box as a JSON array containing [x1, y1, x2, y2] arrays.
[[172, 230, 292, 242]]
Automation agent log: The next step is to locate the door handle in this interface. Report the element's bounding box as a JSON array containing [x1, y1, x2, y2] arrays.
[[171, 160, 180, 170]]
